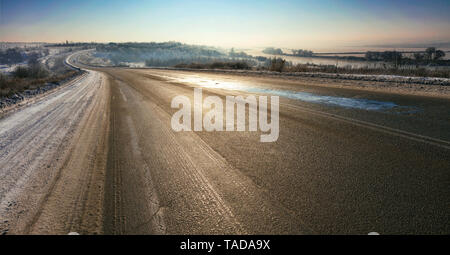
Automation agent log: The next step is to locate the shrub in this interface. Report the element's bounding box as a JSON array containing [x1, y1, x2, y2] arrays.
[[174, 61, 251, 70], [13, 66, 31, 78], [0, 48, 25, 65], [269, 58, 286, 72], [13, 64, 49, 79]]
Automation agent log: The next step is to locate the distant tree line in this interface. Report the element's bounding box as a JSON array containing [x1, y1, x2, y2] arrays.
[[97, 42, 227, 65], [94, 42, 269, 67], [291, 49, 313, 57], [413, 47, 446, 61], [262, 46, 447, 66], [228, 48, 251, 58], [146, 56, 257, 68], [263, 47, 284, 55], [365, 51, 403, 64], [365, 47, 446, 66], [263, 47, 314, 57], [0, 48, 50, 65], [48, 42, 98, 48]]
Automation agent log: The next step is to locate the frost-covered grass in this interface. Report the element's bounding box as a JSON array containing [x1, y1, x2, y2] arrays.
[[174, 61, 251, 70], [0, 70, 80, 98], [0, 49, 81, 98], [280, 64, 450, 79]]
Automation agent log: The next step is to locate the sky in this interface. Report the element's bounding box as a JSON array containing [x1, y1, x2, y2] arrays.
[[0, 0, 449, 49]]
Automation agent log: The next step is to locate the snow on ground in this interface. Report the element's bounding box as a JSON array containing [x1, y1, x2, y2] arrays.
[[0, 70, 105, 234], [0, 63, 27, 74]]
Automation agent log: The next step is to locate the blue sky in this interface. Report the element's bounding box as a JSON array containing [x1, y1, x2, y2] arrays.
[[1, 0, 449, 48]]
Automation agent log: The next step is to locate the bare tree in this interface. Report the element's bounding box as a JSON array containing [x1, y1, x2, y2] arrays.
[[413, 52, 424, 61], [269, 58, 286, 72], [425, 47, 436, 61], [434, 50, 445, 60]]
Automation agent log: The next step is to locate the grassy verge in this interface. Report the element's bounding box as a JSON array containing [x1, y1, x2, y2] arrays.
[[282, 64, 450, 78], [172, 59, 450, 79], [174, 61, 251, 70], [0, 70, 80, 98]]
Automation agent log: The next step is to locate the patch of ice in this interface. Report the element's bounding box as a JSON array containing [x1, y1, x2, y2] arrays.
[[172, 75, 399, 111], [248, 88, 398, 111]]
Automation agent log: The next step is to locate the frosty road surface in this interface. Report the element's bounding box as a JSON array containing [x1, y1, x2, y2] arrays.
[[0, 70, 109, 234], [0, 58, 449, 234]]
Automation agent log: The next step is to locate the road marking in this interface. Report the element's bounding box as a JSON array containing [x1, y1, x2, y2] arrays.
[[282, 102, 450, 150]]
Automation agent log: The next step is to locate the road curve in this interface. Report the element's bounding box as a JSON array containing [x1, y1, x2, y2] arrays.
[[0, 59, 449, 234]]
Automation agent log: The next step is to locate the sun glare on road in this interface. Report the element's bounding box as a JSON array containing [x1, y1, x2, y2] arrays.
[[173, 76, 248, 91]]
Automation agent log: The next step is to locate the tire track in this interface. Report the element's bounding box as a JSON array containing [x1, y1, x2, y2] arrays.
[[0, 71, 109, 234], [104, 72, 307, 234]]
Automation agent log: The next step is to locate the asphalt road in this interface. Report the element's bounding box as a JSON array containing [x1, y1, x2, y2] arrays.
[[99, 67, 450, 234], [0, 62, 449, 234]]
